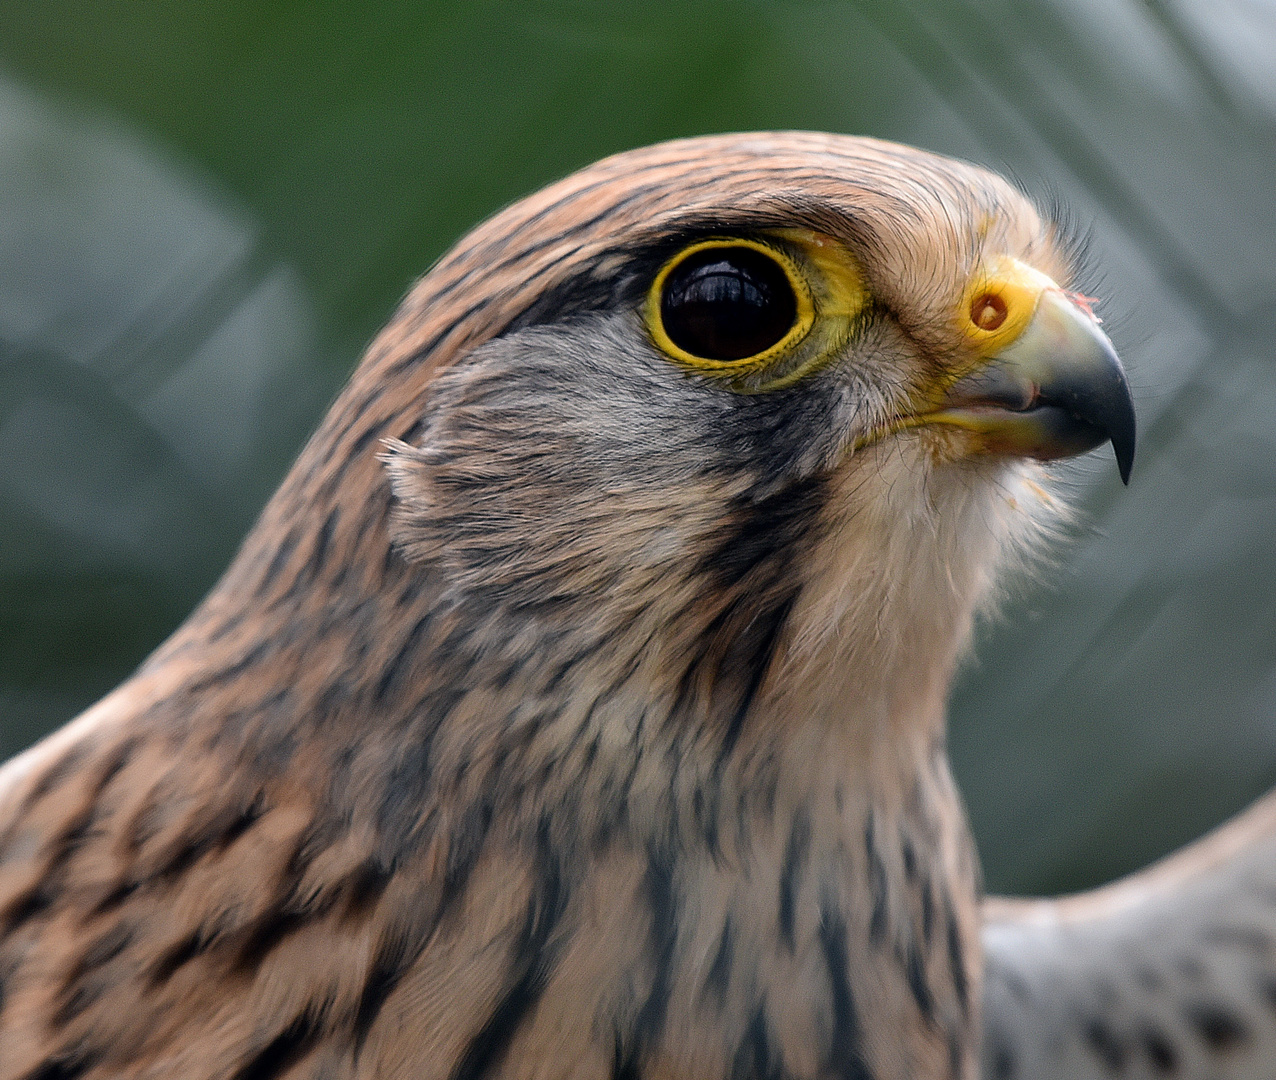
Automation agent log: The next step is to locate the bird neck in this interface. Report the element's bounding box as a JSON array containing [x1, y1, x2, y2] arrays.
[[766, 449, 1036, 759]]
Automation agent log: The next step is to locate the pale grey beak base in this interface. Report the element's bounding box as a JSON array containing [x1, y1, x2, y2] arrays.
[[943, 290, 1137, 483]]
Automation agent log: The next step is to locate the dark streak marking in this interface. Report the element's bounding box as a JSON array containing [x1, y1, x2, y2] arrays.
[[1258, 973, 1276, 1012], [90, 880, 138, 916], [220, 797, 267, 849], [351, 830, 487, 1053], [320, 379, 385, 455], [150, 801, 263, 886], [1084, 1017, 1127, 1072], [53, 977, 110, 1026], [351, 946, 407, 1054], [904, 942, 936, 1025], [1140, 1026, 1179, 1073], [731, 1007, 787, 1080], [231, 1013, 321, 1080], [691, 783, 721, 858], [989, 1033, 1016, 1080], [945, 901, 968, 1015], [20, 1056, 95, 1080], [316, 413, 392, 498], [611, 1033, 640, 1080], [149, 932, 205, 986], [778, 810, 810, 953], [865, 815, 887, 946], [186, 641, 269, 695], [232, 910, 314, 976], [254, 525, 301, 598], [947, 1029, 964, 1080], [818, 905, 875, 1080], [342, 861, 394, 920], [2, 888, 54, 936], [1186, 1002, 1248, 1052], [612, 844, 679, 1079], [1201, 924, 1271, 954], [11, 741, 90, 820], [901, 836, 917, 881], [67, 923, 133, 983], [1136, 966, 1164, 992], [307, 507, 340, 580], [4, 737, 137, 930], [346, 417, 392, 464], [373, 613, 434, 704], [204, 608, 246, 645], [701, 916, 734, 1006], [8, 739, 142, 924], [450, 825, 568, 1080], [1000, 969, 1032, 1003]]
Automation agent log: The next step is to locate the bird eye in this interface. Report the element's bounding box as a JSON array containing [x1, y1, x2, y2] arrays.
[[655, 242, 803, 363]]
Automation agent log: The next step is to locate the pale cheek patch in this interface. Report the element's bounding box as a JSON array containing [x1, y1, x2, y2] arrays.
[[779, 437, 1069, 710]]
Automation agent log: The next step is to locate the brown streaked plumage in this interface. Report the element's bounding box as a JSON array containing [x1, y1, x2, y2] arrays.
[[0, 132, 1135, 1080]]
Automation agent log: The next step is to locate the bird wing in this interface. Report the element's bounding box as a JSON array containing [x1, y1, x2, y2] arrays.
[[982, 787, 1276, 1080]]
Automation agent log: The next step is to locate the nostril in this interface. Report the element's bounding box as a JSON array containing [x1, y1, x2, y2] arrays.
[[971, 292, 1008, 332]]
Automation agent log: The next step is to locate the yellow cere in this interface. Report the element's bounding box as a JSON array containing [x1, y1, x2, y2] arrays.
[[957, 255, 1056, 364], [645, 229, 869, 392], [852, 256, 1061, 453]]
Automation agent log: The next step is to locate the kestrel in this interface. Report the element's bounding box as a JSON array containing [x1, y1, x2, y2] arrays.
[[0, 133, 1140, 1080]]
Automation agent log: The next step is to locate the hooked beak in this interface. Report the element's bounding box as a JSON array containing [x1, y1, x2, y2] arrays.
[[923, 272, 1137, 484]]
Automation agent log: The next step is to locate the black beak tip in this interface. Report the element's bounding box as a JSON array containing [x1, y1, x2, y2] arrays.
[[1114, 430, 1135, 486], [1108, 384, 1137, 486], [1079, 350, 1137, 486], [1051, 374, 1136, 484]]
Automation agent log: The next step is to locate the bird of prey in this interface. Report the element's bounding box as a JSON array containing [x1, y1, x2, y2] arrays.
[[0, 131, 1149, 1080]]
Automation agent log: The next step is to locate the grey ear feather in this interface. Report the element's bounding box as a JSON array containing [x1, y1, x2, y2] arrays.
[[380, 436, 446, 567], [375, 372, 691, 613]]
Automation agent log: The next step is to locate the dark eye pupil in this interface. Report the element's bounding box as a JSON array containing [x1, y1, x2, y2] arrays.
[[660, 246, 798, 361]]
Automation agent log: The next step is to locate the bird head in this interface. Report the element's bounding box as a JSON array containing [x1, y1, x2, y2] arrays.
[[182, 132, 1134, 804]]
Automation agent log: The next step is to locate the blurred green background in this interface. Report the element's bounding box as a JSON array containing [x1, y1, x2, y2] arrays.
[[1, 0, 1274, 895]]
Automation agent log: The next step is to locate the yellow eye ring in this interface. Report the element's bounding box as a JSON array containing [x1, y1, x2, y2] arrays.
[[646, 238, 816, 372]]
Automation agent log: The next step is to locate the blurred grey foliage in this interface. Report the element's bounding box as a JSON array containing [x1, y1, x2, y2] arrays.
[[0, 72, 327, 756], [0, 0, 1273, 895]]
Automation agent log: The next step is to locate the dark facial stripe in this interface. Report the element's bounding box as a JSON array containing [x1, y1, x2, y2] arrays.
[[716, 594, 796, 764]]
